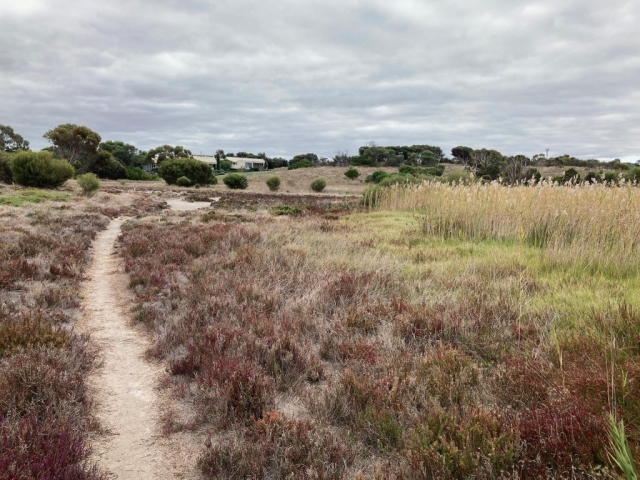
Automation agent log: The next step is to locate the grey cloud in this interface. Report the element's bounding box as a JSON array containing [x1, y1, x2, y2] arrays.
[[0, 0, 638, 160]]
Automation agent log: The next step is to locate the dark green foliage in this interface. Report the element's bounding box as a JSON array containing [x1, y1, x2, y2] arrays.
[[523, 168, 542, 182], [289, 153, 318, 169], [158, 158, 215, 185], [125, 167, 153, 181], [11, 151, 74, 188], [270, 205, 302, 215], [398, 165, 445, 177], [87, 151, 127, 179], [99, 141, 142, 167], [0, 125, 30, 152], [0, 152, 13, 183], [563, 168, 581, 183], [604, 172, 619, 184], [219, 159, 233, 170], [585, 172, 603, 184], [223, 173, 248, 189], [266, 176, 281, 191], [288, 159, 313, 170], [310, 178, 326, 192], [451, 146, 473, 163], [176, 176, 191, 187], [378, 174, 423, 188], [624, 167, 640, 183], [43, 124, 101, 165], [365, 170, 390, 183], [145, 145, 192, 165], [344, 167, 360, 180], [267, 157, 288, 169]]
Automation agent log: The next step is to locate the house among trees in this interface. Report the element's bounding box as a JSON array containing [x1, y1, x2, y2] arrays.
[[228, 157, 267, 170], [192, 155, 218, 169]]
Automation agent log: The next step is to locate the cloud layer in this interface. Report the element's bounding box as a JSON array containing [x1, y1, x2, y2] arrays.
[[1, 0, 639, 159]]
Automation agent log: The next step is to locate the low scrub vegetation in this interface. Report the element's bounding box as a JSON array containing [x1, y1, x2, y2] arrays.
[[118, 189, 639, 478], [158, 158, 216, 186], [77, 173, 100, 197], [223, 173, 248, 189], [0, 207, 109, 479], [265, 176, 281, 191], [310, 178, 326, 192]]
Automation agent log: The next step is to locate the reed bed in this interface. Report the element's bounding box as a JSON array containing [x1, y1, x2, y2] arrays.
[[368, 181, 640, 275]]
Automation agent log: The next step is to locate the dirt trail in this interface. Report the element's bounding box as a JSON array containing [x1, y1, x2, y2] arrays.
[[80, 218, 197, 479]]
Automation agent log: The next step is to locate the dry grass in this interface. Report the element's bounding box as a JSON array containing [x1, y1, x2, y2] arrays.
[[369, 180, 640, 276]]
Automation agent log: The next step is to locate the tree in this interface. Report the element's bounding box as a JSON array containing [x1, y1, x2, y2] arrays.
[[333, 149, 352, 167], [145, 145, 192, 166], [358, 142, 393, 165], [214, 149, 225, 169], [290, 153, 319, 168], [99, 141, 140, 167], [451, 146, 473, 164], [0, 125, 30, 152], [43, 124, 101, 165], [502, 155, 530, 184], [466, 149, 504, 179], [85, 150, 127, 179]]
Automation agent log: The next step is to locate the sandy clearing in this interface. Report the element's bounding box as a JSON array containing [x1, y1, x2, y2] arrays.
[[80, 218, 199, 479], [166, 198, 213, 211]]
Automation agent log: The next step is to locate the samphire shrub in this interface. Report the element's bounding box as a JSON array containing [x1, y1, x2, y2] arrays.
[[223, 173, 248, 189], [265, 176, 280, 191], [158, 158, 215, 186], [0, 152, 13, 184], [76, 173, 100, 197], [176, 176, 191, 187], [11, 151, 74, 188], [310, 178, 326, 192]]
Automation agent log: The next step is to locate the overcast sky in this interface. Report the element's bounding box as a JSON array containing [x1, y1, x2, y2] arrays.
[[1, 0, 639, 160]]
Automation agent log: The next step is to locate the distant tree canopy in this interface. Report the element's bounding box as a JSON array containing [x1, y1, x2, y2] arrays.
[[99, 141, 144, 167], [0, 125, 30, 152], [353, 143, 444, 167], [145, 145, 192, 165], [83, 150, 127, 179], [43, 124, 101, 165]]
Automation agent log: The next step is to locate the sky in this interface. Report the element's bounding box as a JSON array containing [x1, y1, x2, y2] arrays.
[[1, 0, 639, 161]]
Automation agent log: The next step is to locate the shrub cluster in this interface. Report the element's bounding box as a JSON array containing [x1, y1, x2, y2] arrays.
[[265, 176, 280, 191], [158, 158, 216, 186], [310, 178, 326, 192], [10, 151, 75, 188], [0, 152, 13, 183], [223, 173, 248, 189], [287, 159, 313, 170], [344, 167, 360, 180], [76, 173, 100, 197]]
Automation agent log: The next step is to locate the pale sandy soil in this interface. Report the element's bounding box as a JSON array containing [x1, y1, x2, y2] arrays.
[[80, 219, 200, 479]]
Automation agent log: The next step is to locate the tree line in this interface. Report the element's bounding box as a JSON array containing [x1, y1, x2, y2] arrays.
[[2, 123, 637, 184]]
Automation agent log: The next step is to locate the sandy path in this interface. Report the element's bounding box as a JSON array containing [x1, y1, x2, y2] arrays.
[[80, 218, 198, 479]]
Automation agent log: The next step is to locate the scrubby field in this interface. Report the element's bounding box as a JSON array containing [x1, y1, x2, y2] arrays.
[[1, 179, 638, 479], [117, 181, 639, 478]]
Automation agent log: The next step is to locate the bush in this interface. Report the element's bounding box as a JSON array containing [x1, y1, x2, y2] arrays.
[[399, 165, 445, 177], [88, 151, 127, 179], [310, 178, 326, 192], [624, 167, 640, 183], [604, 172, 619, 184], [0, 152, 13, 184], [266, 176, 281, 191], [223, 173, 248, 189], [176, 176, 191, 187], [288, 159, 313, 170], [219, 159, 233, 171], [344, 167, 360, 180], [76, 173, 100, 197], [11, 151, 74, 188], [365, 170, 390, 184], [585, 171, 603, 184], [125, 167, 152, 181], [158, 158, 215, 186], [445, 169, 472, 184], [378, 174, 422, 188]]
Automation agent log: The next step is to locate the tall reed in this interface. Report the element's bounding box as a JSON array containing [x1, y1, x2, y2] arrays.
[[369, 181, 640, 275]]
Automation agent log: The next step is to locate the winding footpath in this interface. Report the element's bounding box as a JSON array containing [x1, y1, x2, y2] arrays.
[[80, 218, 196, 479]]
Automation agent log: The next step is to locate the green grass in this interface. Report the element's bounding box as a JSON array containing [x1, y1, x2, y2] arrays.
[[346, 210, 640, 336], [0, 189, 72, 207]]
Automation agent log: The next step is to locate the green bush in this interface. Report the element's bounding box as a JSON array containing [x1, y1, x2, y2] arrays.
[[266, 176, 281, 191], [365, 170, 390, 184], [310, 178, 326, 192], [604, 172, 619, 184], [158, 158, 215, 185], [585, 172, 603, 184], [219, 159, 233, 170], [89, 151, 127, 179], [288, 159, 313, 170], [377, 174, 422, 188], [76, 173, 100, 197], [223, 173, 248, 189], [445, 169, 472, 184], [624, 167, 640, 183], [0, 152, 13, 184], [344, 167, 360, 180], [399, 165, 445, 177], [11, 151, 74, 188], [126, 167, 152, 181], [176, 176, 191, 187]]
